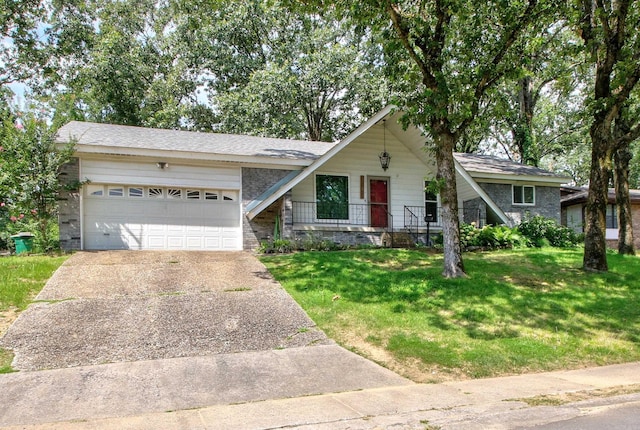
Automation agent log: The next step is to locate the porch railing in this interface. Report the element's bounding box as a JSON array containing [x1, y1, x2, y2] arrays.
[[291, 201, 393, 229], [403, 206, 484, 230]]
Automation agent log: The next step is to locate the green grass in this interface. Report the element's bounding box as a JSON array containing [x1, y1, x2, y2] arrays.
[[0, 255, 69, 310], [261, 248, 640, 382], [0, 254, 69, 373]]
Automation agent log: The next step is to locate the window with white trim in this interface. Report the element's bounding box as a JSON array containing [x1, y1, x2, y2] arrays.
[[513, 185, 535, 205], [424, 181, 438, 222], [86, 185, 104, 196], [222, 191, 237, 201], [128, 187, 143, 198], [167, 188, 182, 199], [148, 188, 163, 198], [606, 204, 618, 229], [204, 191, 218, 200], [186, 190, 201, 200], [108, 186, 124, 197]]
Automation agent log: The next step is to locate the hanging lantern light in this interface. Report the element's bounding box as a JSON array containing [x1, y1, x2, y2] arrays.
[[379, 120, 391, 171]]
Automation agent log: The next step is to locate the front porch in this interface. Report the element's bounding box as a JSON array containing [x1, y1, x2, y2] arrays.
[[288, 201, 485, 247]]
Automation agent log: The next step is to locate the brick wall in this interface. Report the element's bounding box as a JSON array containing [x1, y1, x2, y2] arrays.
[[57, 158, 81, 250], [242, 168, 294, 250], [479, 182, 561, 225]]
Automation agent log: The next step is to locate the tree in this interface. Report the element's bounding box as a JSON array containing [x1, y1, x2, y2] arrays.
[[479, 23, 587, 168], [578, 0, 640, 271], [0, 112, 74, 251], [173, 0, 389, 140], [306, 0, 559, 277]]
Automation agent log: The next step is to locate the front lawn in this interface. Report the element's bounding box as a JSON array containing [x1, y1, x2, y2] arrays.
[[262, 248, 640, 382], [0, 254, 69, 373]]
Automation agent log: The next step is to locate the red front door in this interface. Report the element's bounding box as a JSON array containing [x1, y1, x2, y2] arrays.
[[370, 179, 389, 228]]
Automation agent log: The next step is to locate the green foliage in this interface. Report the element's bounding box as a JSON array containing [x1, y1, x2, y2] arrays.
[[258, 239, 294, 254], [452, 223, 527, 249], [517, 215, 582, 248], [0, 113, 74, 252]]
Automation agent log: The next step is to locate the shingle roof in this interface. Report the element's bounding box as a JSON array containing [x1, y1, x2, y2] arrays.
[[561, 187, 640, 205], [454, 153, 564, 178], [56, 121, 336, 161]]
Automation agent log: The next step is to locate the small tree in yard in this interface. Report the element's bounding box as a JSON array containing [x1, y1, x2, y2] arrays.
[[0, 113, 74, 252]]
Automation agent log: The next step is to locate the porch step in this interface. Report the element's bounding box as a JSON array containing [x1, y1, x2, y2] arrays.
[[381, 231, 416, 248]]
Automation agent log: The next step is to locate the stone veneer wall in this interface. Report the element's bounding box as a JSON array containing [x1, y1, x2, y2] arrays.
[[242, 167, 294, 250], [290, 229, 383, 247], [479, 183, 561, 225], [57, 157, 82, 250]]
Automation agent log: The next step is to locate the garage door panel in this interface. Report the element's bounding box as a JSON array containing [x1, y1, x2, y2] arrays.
[[83, 185, 242, 251]]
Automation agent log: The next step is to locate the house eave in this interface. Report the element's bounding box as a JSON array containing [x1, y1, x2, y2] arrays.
[[468, 172, 570, 185], [73, 145, 315, 167]]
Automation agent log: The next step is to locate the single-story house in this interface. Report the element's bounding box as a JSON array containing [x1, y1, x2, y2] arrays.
[[561, 186, 640, 249], [55, 106, 569, 251]]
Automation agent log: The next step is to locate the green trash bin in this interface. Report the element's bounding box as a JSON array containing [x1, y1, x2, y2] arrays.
[[11, 233, 34, 255]]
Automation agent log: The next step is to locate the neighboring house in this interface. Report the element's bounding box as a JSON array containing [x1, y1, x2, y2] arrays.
[[561, 186, 640, 249], [55, 107, 568, 251]]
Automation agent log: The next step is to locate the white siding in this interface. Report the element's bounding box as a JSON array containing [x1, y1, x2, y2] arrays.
[[292, 126, 435, 229], [566, 205, 583, 233], [82, 159, 241, 189]]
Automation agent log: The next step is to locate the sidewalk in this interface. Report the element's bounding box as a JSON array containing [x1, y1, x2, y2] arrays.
[[2, 360, 640, 429]]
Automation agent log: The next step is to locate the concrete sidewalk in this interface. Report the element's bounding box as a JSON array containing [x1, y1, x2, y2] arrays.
[[2, 361, 640, 429]]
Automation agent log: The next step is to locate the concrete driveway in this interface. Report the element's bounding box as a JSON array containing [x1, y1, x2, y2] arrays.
[[0, 251, 411, 427], [2, 251, 332, 370]]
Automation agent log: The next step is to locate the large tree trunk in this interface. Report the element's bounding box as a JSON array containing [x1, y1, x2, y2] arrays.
[[516, 76, 538, 166], [614, 145, 635, 255], [583, 122, 611, 271], [434, 129, 466, 278]]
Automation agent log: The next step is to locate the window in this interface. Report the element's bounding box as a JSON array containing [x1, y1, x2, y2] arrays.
[[186, 190, 201, 200], [222, 191, 237, 201], [513, 185, 535, 205], [128, 187, 143, 198], [167, 188, 182, 199], [424, 181, 438, 222], [108, 187, 124, 197], [204, 191, 218, 200], [86, 185, 104, 196], [606, 204, 618, 229], [148, 188, 163, 198], [316, 174, 349, 220]]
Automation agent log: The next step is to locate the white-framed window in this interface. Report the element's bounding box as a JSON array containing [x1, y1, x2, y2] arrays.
[[148, 188, 163, 198], [606, 204, 618, 229], [167, 188, 182, 199], [204, 191, 218, 200], [424, 181, 438, 222], [128, 187, 144, 198], [86, 185, 104, 196], [222, 191, 237, 201], [513, 185, 535, 205], [108, 186, 124, 197], [186, 190, 201, 200]]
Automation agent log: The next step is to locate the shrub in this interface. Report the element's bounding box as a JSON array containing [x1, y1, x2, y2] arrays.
[[517, 215, 582, 248], [258, 239, 294, 254]]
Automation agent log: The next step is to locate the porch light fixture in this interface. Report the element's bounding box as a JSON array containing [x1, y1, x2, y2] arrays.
[[379, 120, 391, 171], [156, 162, 169, 169]]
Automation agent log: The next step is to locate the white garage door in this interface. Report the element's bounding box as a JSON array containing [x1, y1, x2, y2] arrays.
[[83, 184, 242, 250]]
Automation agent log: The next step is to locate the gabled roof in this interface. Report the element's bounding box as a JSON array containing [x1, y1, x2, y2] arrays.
[[56, 121, 336, 166], [454, 153, 569, 184], [246, 105, 397, 219]]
